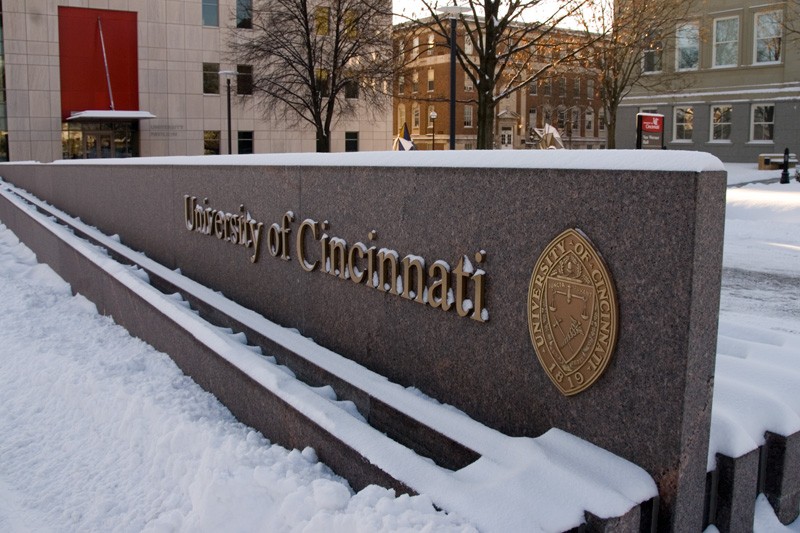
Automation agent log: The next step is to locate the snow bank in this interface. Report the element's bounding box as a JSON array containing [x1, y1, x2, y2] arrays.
[[0, 222, 474, 533]]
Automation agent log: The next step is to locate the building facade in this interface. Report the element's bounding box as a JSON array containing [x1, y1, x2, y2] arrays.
[[0, 0, 392, 163], [393, 21, 606, 150], [617, 0, 799, 161]]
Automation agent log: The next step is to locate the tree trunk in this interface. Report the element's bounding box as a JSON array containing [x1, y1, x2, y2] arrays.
[[605, 101, 619, 149], [476, 91, 496, 149], [606, 120, 616, 149], [316, 130, 330, 153]]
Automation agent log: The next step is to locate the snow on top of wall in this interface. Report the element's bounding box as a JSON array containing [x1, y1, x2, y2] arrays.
[[49, 150, 725, 173]]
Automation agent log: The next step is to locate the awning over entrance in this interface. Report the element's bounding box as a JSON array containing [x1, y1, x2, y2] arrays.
[[67, 110, 156, 121]]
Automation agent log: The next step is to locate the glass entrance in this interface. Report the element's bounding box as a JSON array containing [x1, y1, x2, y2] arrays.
[[62, 121, 139, 159], [84, 132, 113, 158]]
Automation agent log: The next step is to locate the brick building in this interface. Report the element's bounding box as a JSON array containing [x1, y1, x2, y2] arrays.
[[393, 20, 607, 150]]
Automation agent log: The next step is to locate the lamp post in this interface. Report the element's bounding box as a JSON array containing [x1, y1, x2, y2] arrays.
[[429, 109, 438, 150], [437, 6, 469, 150], [219, 70, 237, 154]]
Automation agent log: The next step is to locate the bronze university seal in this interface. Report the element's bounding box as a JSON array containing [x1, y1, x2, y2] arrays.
[[527, 229, 618, 396]]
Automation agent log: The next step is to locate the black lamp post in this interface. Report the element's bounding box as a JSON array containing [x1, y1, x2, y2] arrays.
[[438, 6, 468, 150], [219, 70, 237, 154], [780, 148, 791, 184]]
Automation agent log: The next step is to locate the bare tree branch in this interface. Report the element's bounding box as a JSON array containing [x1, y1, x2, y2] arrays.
[[230, 0, 394, 152]]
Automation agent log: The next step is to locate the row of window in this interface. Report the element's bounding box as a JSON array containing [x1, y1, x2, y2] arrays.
[[203, 0, 252, 28], [201, 62, 360, 99], [202, 130, 359, 153], [645, 103, 775, 143], [397, 70, 597, 101], [398, 104, 606, 135], [529, 77, 596, 101], [203, 63, 253, 95], [644, 10, 782, 73]]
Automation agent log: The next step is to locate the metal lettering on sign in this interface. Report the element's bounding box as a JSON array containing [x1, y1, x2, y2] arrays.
[[528, 228, 618, 396]]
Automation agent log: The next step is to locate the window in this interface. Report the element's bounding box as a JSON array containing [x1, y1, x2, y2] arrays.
[[398, 105, 406, 129], [464, 35, 473, 54], [713, 17, 738, 67], [529, 81, 537, 95], [345, 79, 359, 99], [557, 109, 565, 129], [464, 75, 473, 92], [202, 0, 218, 26], [316, 69, 329, 97], [236, 0, 252, 29], [464, 105, 473, 128], [544, 107, 551, 125], [642, 37, 663, 73], [203, 63, 220, 94], [543, 78, 551, 97], [345, 132, 359, 152], [751, 104, 774, 141], [587, 79, 594, 99], [412, 36, 420, 56], [755, 12, 782, 63], [571, 109, 580, 131], [558, 78, 566, 97], [315, 7, 330, 35], [344, 9, 358, 39], [238, 131, 254, 154], [427, 34, 435, 55], [398, 75, 405, 94], [237, 65, 253, 95], [412, 104, 420, 131], [529, 108, 537, 129], [676, 22, 699, 70], [500, 127, 512, 146], [412, 71, 419, 93], [585, 108, 594, 133], [204, 130, 220, 155], [673, 106, 694, 141], [573, 78, 580, 99], [427, 68, 434, 92], [599, 109, 605, 131], [711, 105, 733, 140]]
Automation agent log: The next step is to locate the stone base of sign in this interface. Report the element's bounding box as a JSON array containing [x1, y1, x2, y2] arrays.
[[0, 152, 727, 531], [702, 430, 800, 531], [764, 431, 800, 524]]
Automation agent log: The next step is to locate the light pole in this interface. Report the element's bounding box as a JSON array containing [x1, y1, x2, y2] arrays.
[[437, 6, 468, 150], [429, 109, 438, 150], [219, 70, 237, 154]]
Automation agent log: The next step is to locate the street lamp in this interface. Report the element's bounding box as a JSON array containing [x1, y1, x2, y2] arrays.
[[219, 70, 237, 154], [437, 5, 469, 150], [429, 109, 438, 150]]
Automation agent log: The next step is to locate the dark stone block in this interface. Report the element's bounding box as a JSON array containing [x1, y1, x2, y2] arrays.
[[711, 450, 760, 533], [763, 431, 800, 524]]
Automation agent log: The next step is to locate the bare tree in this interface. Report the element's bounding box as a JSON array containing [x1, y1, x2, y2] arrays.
[[231, 0, 393, 152], [400, 0, 596, 150], [577, 0, 693, 148]]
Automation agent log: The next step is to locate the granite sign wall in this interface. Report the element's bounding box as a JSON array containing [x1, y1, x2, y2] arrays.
[[0, 151, 727, 530]]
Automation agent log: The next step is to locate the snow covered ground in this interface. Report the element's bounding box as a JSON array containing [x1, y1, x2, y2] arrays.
[[0, 160, 799, 532]]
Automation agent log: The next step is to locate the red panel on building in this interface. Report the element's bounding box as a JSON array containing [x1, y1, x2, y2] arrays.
[[58, 7, 139, 121]]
